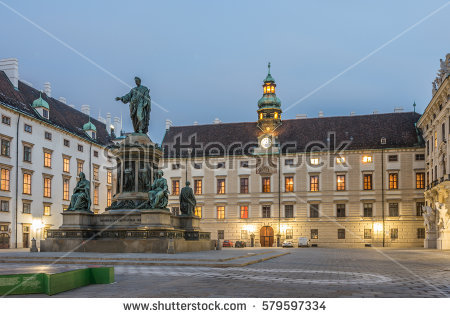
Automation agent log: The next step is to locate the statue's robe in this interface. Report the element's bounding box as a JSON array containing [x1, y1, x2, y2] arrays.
[[180, 186, 196, 215], [67, 179, 91, 211], [120, 85, 151, 134]]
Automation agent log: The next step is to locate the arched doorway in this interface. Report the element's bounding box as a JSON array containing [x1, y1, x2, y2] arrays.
[[0, 233, 10, 249], [260, 226, 274, 247]]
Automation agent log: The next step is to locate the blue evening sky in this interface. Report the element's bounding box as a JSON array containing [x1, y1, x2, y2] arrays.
[[1, 0, 449, 143]]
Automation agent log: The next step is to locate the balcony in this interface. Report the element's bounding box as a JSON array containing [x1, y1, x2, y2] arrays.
[[427, 174, 450, 190]]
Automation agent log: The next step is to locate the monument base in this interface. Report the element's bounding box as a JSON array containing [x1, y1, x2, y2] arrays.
[[424, 231, 437, 249], [436, 230, 450, 250]]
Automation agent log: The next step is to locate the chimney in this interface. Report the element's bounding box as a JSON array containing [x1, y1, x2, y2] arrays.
[[81, 104, 90, 115], [213, 118, 221, 124], [69, 104, 75, 108], [165, 119, 173, 130], [0, 58, 19, 89], [394, 107, 403, 113], [296, 114, 307, 119], [113, 116, 121, 133], [350, 112, 356, 116], [318, 111, 324, 118], [58, 97, 67, 104], [373, 110, 379, 114], [193, 121, 199, 126], [44, 82, 51, 97]]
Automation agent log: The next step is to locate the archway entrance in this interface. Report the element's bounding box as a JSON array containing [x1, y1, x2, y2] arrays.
[[260, 226, 274, 247], [0, 233, 10, 249]]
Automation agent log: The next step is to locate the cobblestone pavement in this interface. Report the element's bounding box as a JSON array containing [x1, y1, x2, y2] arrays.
[[5, 248, 450, 298]]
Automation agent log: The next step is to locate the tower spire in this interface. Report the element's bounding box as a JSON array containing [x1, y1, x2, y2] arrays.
[[268, 62, 271, 75]]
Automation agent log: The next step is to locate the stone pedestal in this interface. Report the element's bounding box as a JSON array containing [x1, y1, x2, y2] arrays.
[[437, 230, 450, 249], [424, 230, 437, 249]]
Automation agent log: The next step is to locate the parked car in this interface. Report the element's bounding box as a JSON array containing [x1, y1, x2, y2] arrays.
[[235, 241, 246, 248], [298, 237, 310, 247], [222, 240, 233, 247], [282, 240, 294, 248]]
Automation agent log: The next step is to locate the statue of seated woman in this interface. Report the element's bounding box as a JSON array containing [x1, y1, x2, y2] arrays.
[[148, 170, 169, 209], [67, 172, 91, 212]]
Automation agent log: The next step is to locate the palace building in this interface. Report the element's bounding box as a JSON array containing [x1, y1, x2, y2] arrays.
[[162, 64, 426, 248], [0, 58, 117, 249]]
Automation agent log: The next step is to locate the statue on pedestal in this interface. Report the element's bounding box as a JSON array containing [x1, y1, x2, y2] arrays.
[[115, 77, 151, 134], [436, 202, 450, 230], [67, 172, 91, 211], [422, 205, 436, 232], [180, 181, 196, 216], [148, 170, 169, 209]]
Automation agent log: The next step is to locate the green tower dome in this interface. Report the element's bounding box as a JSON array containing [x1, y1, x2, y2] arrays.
[[32, 93, 49, 109], [83, 121, 97, 132]]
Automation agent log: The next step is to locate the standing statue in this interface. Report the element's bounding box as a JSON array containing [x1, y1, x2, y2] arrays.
[[147, 170, 169, 209], [422, 205, 436, 232], [180, 181, 196, 216], [435, 202, 450, 230], [123, 161, 135, 192], [67, 172, 91, 211], [115, 77, 151, 134]]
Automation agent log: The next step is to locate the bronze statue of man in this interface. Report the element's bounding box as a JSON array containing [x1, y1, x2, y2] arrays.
[[180, 181, 196, 215], [67, 172, 91, 211], [115, 77, 151, 134], [148, 170, 169, 209]]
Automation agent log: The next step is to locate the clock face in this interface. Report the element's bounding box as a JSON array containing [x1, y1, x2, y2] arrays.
[[261, 137, 272, 149]]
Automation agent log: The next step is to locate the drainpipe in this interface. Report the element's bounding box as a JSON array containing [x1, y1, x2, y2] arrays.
[[278, 151, 281, 247], [381, 148, 385, 247], [89, 143, 92, 205], [15, 114, 21, 248]]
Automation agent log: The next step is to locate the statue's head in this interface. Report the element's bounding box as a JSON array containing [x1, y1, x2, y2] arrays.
[[157, 170, 163, 178], [186, 181, 190, 186], [134, 76, 141, 86], [79, 172, 85, 180]]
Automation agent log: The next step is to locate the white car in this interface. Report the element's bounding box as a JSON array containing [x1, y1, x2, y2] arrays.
[[282, 240, 294, 248], [298, 237, 310, 247]]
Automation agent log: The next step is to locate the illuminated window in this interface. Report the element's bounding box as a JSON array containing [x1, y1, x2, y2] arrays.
[[363, 174, 373, 190], [240, 178, 248, 194], [77, 161, 83, 174], [364, 229, 372, 239], [311, 229, 318, 239], [389, 173, 398, 189], [362, 155, 372, 163], [43, 177, 51, 197], [194, 180, 202, 195], [310, 176, 319, 192], [195, 206, 202, 218], [107, 189, 112, 207], [310, 157, 319, 165], [23, 173, 31, 194], [217, 179, 225, 194], [262, 205, 271, 218], [363, 203, 373, 217], [217, 206, 225, 219], [286, 229, 293, 239], [336, 175, 345, 191], [63, 157, 70, 173], [285, 176, 294, 192], [310, 204, 319, 218], [172, 180, 180, 195], [63, 179, 70, 200], [285, 205, 294, 218], [259, 113, 263, 120], [93, 165, 99, 181], [93, 185, 99, 205], [44, 151, 52, 168], [262, 177, 271, 192], [274, 112, 278, 119], [43, 205, 51, 216], [0, 168, 10, 191], [336, 157, 346, 164], [416, 173, 425, 189], [107, 171, 112, 184], [434, 131, 437, 148], [240, 206, 248, 219]]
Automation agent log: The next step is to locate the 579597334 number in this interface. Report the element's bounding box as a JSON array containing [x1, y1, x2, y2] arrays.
[[261, 300, 326, 311]]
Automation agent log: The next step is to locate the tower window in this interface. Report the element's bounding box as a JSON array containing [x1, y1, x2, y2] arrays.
[[274, 112, 278, 119]]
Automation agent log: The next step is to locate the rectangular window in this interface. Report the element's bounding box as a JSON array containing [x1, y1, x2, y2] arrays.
[[311, 229, 318, 239], [310, 175, 319, 192], [23, 202, 31, 214], [172, 180, 180, 195], [388, 155, 398, 162], [217, 206, 225, 219], [0, 200, 9, 212], [285, 176, 294, 192], [363, 203, 373, 217], [218, 230, 224, 240], [42, 109, 49, 119], [362, 155, 372, 163], [195, 206, 202, 218], [336, 175, 345, 191], [93, 186, 99, 205], [217, 179, 225, 194], [44, 131, 52, 140], [336, 157, 346, 164], [93, 150, 99, 158], [416, 202, 425, 216], [310, 157, 319, 165], [43, 205, 51, 216], [240, 177, 248, 194], [63, 179, 70, 201], [24, 124, 32, 133], [64, 139, 70, 147], [417, 228, 425, 239], [44, 151, 52, 168], [63, 157, 70, 173], [23, 145, 32, 162], [240, 161, 249, 168], [286, 229, 293, 240], [43, 177, 51, 197], [171, 207, 180, 215], [217, 162, 225, 169], [435, 131, 438, 148], [262, 177, 271, 192], [107, 189, 112, 207], [172, 163, 180, 170], [389, 203, 399, 217], [285, 159, 294, 166], [1, 115, 11, 125], [194, 180, 202, 195], [241, 230, 248, 239], [363, 174, 373, 190], [77, 161, 83, 174], [310, 204, 319, 218], [415, 154, 425, 161], [284, 205, 294, 218], [107, 171, 112, 184], [389, 173, 398, 189], [416, 173, 425, 189], [338, 229, 345, 239], [336, 204, 346, 217], [390, 228, 398, 239], [91, 166, 98, 181], [0, 168, 10, 191], [23, 173, 31, 194], [78, 144, 83, 152], [262, 205, 271, 218], [364, 229, 372, 239], [240, 206, 248, 219], [1, 139, 10, 157], [193, 163, 202, 169]]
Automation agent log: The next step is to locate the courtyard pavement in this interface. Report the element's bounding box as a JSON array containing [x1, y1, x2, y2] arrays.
[[1, 247, 449, 298]]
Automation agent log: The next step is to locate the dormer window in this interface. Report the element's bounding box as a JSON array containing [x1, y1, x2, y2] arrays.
[[42, 109, 49, 119], [92, 131, 96, 139], [274, 112, 279, 119]]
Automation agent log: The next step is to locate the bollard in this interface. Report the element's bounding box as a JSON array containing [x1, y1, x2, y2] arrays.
[[167, 238, 175, 254], [216, 239, 222, 250], [30, 238, 38, 252]]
